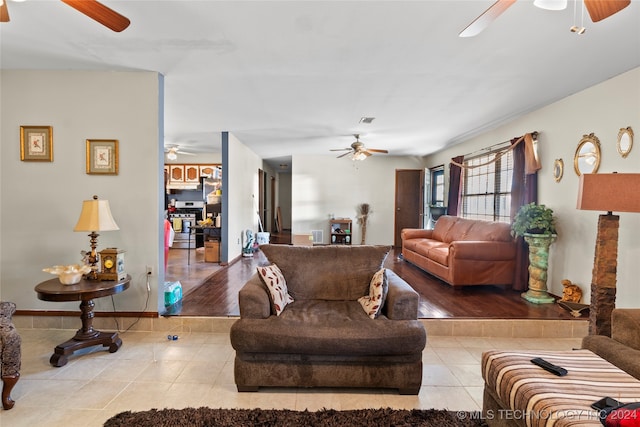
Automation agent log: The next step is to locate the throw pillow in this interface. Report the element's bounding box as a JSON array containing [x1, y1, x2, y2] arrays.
[[358, 268, 388, 319], [256, 264, 294, 316]]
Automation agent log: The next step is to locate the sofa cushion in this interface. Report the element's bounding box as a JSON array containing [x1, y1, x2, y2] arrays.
[[427, 246, 450, 266], [256, 264, 294, 316], [358, 268, 388, 319], [231, 300, 426, 356], [432, 216, 458, 242], [260, 245, 390, 301], [465, 220, 513, 241]]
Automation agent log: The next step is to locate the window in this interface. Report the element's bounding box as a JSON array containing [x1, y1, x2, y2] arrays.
[[430, 166, 445, 206], [461, 147, 513, 223]]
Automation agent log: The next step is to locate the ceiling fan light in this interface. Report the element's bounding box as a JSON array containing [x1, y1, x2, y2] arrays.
[[352, 152, 367, 161], [166, 151, 177, 160], [534, 0, 567, 10]]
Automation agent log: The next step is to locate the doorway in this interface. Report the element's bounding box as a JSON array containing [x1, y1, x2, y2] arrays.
[[394, 169, 424, 247]]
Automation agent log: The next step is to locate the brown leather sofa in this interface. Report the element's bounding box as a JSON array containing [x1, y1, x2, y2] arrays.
[[401, 215, 516, 287]]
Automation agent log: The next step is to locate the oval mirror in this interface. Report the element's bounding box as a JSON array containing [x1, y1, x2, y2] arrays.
[[553, 159, 563, 183], [617, 126, 633, 158], [574, 133, 601, 176]]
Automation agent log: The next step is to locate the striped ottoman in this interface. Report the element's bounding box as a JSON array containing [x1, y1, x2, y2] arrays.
[[481, 349, 640, 427]]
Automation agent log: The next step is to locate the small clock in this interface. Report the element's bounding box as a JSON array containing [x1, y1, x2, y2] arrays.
[[98, 248, 126, 281]]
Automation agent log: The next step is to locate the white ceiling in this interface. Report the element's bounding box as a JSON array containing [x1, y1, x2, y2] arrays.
[[2, 0, 639, 168]]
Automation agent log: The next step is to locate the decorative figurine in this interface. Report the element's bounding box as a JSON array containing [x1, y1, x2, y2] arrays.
[[560, 279, 582, 303]]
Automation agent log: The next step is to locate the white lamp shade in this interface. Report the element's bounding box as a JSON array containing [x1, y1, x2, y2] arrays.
[[73, 197, 120, 232], [534, 0, 567, 10]]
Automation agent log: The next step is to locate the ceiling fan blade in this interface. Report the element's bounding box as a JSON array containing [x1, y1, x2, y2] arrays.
[[0, 2, 9, 23], [368, 149, 388, 154], [330, 148, 351, 152], [459, 0, 516, 38], [584, 0, 630, 22], [337, 152, 352, 159], [61, 0, 130, 32]]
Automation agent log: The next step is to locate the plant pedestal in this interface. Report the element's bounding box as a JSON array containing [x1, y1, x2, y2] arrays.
[[522, 233, 556, 304]]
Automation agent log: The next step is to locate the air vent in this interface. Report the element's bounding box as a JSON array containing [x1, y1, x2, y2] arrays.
[[359, 117, 375, 124], [311, 230, 323, 244]]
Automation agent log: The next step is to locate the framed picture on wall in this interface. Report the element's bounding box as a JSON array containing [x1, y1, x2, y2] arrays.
[[86, 139, 119, 175], [20, 126, 53, 161]]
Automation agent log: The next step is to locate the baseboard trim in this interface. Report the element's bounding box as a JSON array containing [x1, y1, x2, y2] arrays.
[[15, 309, 159, 318]]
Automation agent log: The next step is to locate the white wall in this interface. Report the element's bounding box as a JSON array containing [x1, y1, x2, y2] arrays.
[[292, 154, 424, 245], [225, 133, 262, 260], [0, 70, 162, 312], [424, 67, 640, 307]]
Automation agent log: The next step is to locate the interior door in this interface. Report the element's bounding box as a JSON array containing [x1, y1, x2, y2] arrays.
[[258, 169, 266, 232], [394, 169, 424, 247]]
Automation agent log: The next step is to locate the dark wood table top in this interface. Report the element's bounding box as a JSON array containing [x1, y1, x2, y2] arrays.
[[35, 275, 131, 302]]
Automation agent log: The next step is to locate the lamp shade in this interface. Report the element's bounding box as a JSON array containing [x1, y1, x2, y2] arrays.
[[73, 196, 120, 232], [577, 173, 640, 213]]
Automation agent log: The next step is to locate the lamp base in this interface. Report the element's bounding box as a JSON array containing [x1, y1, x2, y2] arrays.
[[589, 214, 619, 336], [84, 271, 100, 281], [521, 290, 555, 304]]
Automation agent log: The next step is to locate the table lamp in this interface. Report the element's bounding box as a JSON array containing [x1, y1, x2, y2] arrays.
[[577, 173, 640, 336], [73, 195, 119, 280]]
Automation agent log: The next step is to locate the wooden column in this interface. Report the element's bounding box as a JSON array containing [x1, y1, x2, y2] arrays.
[[589, 214, 619, 337]]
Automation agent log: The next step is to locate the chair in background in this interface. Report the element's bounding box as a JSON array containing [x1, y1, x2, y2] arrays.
[[0, 301, 21, 410]]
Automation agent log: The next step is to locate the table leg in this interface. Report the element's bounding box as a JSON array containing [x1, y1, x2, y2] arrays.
[[49, 298, 123, 367]]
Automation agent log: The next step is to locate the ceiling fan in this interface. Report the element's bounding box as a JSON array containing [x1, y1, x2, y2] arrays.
[[459, 0, 631, 37], [0, 0, 130, 32], [165, 145, 195, 160], [330, 135, 389, 161]]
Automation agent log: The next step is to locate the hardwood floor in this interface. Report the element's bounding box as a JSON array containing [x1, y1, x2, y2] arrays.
[[174, 243, 580, 321]]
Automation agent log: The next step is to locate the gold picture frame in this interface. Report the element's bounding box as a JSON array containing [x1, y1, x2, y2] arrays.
[[86, 139, 119, 175], [20, 126, 53, 161], [553, 158, 564, 183], [573, 133, 601, 176], [617, 126, 633, 158]]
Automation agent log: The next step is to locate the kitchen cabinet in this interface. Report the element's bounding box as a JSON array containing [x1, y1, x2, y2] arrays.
[[184, 165, 199, 183], [170, 165, 184, 182], [330, 218, 352, 245], [165, 164, 221, 183]]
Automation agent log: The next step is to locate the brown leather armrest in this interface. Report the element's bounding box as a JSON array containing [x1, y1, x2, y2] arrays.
[[449, 241, 516, 261], [401, 228, 434, 240]]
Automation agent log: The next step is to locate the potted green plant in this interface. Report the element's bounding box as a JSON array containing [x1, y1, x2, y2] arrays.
[[511, 202, 557, 304], [511, 202, 556, 237]]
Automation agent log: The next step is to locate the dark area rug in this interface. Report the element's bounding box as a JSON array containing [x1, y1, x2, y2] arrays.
[[104, 407, 488, 426]]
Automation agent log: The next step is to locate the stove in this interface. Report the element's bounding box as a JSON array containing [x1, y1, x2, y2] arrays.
[[169, 201, 205, 249], [174, 201, 205, 210]]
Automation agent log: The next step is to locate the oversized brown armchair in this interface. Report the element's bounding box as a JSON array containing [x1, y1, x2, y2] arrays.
[[0, 302, 21, 410]]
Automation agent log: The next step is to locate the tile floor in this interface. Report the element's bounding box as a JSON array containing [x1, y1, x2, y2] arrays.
[[0, 326, 582, 427]]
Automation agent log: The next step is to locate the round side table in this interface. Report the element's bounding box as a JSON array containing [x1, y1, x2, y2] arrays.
[[35, 275, 130, 367]]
